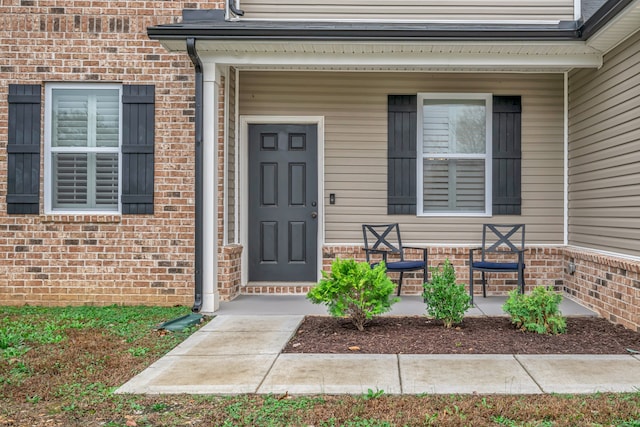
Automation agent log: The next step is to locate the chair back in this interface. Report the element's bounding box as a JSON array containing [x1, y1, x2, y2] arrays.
[[481, 224, 525, 259], [362, 224, 405, 261]]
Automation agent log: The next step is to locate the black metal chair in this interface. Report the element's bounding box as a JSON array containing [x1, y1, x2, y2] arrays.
[[362, 223, 428, 296], [469, 224, 526, 304]]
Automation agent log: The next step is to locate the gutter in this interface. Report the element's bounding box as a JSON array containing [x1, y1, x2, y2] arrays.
[[228, 0, 245, 17], [149, 22, 581, 42], [579, 0, 635, 39], [187, 37, 204, 313]]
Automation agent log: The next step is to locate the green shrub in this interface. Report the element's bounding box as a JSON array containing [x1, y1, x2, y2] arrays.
[[306, 258, 398, 331], [422, 259, 471, 328], [502, 286, 566, 334]]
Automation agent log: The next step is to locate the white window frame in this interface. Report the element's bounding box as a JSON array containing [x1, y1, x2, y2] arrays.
[[44, 83, 122, 214], [417, 93, 492, 217]]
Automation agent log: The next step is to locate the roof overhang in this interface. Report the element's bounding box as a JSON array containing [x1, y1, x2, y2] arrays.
[[163, 40, 602, 72], [147, 0, 640, 73]]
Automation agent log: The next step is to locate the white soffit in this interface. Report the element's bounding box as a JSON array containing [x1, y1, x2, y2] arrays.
[[586, 0, 640, 53], [160, 39, 602, 71]]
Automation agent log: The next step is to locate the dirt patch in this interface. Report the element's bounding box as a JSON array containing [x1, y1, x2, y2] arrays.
[[283, 316, 640, 354]]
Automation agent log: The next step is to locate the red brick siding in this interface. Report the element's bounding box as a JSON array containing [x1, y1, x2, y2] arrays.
[[564, 248, 640, 331], [218, 243, 242, 300], [240, 244, 565, 297], [0, 1, 225, 306]]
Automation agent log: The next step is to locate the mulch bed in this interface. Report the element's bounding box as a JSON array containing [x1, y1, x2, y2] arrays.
[[283, 316, 640, 355]]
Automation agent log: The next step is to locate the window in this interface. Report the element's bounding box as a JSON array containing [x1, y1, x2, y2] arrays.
[[45, 84, 121, 213], [417, 93, 492, 215]]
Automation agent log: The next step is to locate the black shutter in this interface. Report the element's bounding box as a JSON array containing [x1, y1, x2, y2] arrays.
[[492, 96, 522, 215], [387, 95, 417, 215], [7, 84, 41, 215], [121, 85, 155, 214]]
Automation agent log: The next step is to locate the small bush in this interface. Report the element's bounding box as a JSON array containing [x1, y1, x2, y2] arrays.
[[422, 259, 471, 328], [502, 286, 566, 334], [306, 258, 398, 331]]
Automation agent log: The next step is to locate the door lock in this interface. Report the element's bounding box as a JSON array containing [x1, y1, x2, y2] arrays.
[[311, 212, 318, 219]]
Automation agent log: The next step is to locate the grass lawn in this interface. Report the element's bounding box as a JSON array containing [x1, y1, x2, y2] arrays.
[[1, 305, 639, 427]]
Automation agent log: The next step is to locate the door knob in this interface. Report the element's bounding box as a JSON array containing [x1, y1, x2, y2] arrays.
[[311, 212, 318, 219]]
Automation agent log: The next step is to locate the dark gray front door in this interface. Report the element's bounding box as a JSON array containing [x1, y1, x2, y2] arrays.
[[248, 124, 318, 281]]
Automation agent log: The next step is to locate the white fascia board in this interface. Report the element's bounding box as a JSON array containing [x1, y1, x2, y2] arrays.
[[198, 50, 602, 70], [161, 39, 603, 71]]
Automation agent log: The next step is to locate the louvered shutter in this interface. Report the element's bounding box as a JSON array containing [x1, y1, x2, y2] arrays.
[[7, 84, 41, 214], [387, 95, 417, 215], [121, 85, 155, 214], [53, 153, 88, 206], [492, 96, 522, 215]]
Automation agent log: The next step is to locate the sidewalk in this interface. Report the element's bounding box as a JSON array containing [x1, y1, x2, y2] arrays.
[[117, 296, 640, 395]]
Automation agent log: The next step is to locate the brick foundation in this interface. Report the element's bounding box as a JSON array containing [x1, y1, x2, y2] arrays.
[[318, 245, 564, 296], [563, 247, 640, 331], [232, 244, 565, 298]]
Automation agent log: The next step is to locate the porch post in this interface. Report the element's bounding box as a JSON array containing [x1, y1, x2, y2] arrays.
[[201, 61, 221, 312]]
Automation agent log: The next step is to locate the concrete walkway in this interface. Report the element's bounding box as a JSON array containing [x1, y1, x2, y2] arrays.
[[117, 296, 640, 395]]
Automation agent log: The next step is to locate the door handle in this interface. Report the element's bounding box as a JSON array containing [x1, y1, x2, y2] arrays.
[[311, 212, 318, 219]]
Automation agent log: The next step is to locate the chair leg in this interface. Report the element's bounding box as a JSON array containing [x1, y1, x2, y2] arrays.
[[469, 266, 474, 305], [481, 272, 487, 298], [423, 265, 428, 302], [397, 272, 403, 296], [519, 270, 525, 294]]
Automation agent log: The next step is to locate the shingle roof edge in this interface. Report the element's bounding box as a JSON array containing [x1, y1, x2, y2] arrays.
[[147, 0, 634, 42]]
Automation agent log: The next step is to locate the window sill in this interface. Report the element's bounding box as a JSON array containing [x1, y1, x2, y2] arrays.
[[41, 214, 122, 224], [417, 212, 492, 218]]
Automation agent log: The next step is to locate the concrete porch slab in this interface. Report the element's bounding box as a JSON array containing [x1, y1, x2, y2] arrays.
[[516, 355, 640, 393], [258, 354, 401, 395], [215, 295, 596, 317], [399, 354, 542, 394]]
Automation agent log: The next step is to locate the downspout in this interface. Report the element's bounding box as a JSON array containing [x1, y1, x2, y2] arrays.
[[229, 0, 245, 17], [187, 37, 204, 312]]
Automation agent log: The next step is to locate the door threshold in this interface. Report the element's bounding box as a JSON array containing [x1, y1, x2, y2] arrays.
[[242, 282, 317, 295]]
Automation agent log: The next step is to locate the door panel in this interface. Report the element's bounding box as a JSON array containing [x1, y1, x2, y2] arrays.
[[249, 124, 318, 281]]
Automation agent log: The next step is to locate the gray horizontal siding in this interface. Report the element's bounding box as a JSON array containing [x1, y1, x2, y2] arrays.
[[568, 30, 640, 256], [239, 0, 573, 22], [239, 71, 564, 245]]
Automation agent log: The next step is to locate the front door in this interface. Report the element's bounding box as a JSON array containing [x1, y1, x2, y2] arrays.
[[248, 124, 318, 281]]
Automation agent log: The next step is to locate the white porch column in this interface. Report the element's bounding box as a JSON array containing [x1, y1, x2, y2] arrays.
[[201, 61, 221, 312]]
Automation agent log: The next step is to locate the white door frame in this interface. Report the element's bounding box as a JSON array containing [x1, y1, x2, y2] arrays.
[[239, 115, 325, 286]]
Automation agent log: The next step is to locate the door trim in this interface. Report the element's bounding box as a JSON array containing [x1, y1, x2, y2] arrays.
[[240, 116, 325, 286]]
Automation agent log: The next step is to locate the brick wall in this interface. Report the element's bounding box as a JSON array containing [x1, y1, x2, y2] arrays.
[[0, 1, 224, 306], [564, 247, 640, 331], [218, 243, 242, 300], [239, 244, 565, 297]]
